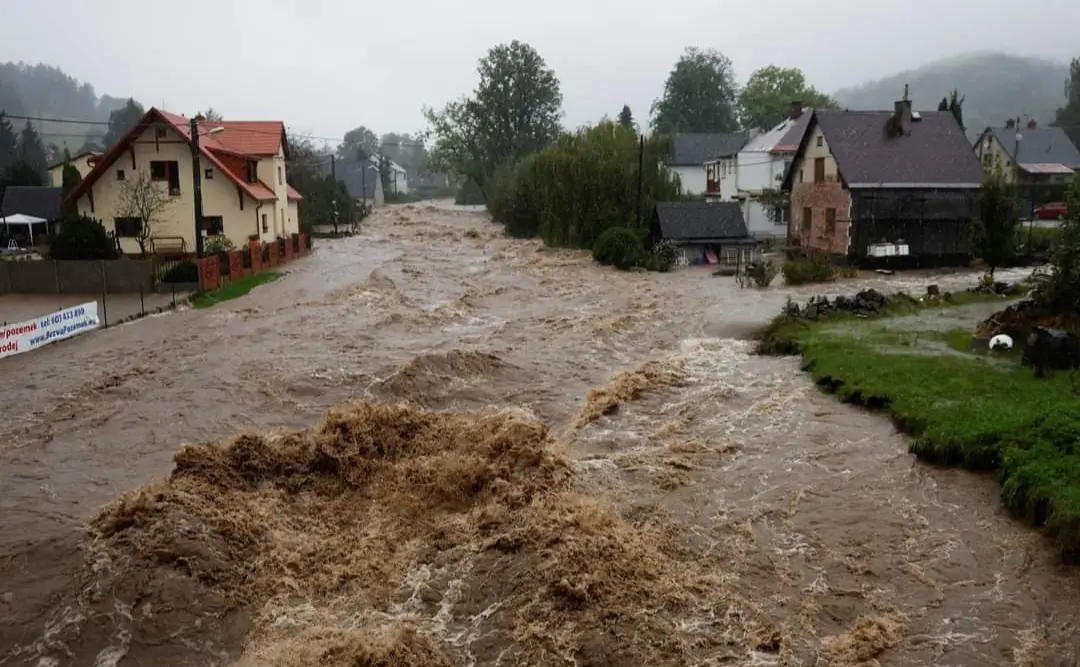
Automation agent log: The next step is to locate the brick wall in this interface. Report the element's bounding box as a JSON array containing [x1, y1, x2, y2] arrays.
[[284, 235, 294, 262], [249, 240, 262, 273], [789, 182, 853, 255], [228, 250, 244, 279], [198, 256, 220, 292], [299, 233, 310, 255], [267, 242, 279, 267]]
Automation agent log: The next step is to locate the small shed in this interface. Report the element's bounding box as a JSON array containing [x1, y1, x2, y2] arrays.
[[650, 201, 760, 267]]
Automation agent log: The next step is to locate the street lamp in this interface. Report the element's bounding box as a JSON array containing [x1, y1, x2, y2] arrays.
[[190, 120, 225, 258]]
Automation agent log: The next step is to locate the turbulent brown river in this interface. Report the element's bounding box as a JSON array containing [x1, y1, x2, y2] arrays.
[[1, 203, 1078, 666]]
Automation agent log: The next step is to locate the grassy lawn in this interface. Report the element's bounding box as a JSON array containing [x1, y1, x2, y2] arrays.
[[192, 271, 283, 308], [762, 296, 1080, 561]]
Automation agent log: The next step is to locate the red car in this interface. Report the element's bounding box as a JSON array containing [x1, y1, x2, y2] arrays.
[[1034, 202, 1068, 220]]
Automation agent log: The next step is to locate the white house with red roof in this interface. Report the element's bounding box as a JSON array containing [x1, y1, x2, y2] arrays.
[[65, 107, 302, 255]]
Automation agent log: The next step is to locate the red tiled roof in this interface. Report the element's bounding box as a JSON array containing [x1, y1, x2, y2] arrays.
[[66, 108, 291, 205], [287, 185, 303, 200]]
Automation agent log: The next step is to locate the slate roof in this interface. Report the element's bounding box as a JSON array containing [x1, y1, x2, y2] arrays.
[[786, 109, 983, 189], [653, 201, 753, 242], [986, 126, 1080, 169], [669, 132, 750, 165], [742, 110, 812, 153], [1, 186, 63, 220]]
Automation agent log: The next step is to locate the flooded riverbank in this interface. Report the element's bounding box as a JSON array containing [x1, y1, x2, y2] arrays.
[[1, 203, 1076, 665]]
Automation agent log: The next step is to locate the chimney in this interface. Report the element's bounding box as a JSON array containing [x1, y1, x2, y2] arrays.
[[1027, 119, 1037, 129], [790, 100, 803, 120], [893, 98, 912, 136], [1005, 118, 1016, 129]]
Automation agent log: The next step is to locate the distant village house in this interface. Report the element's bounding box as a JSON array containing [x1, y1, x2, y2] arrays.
[[65, 108, 302, 255], [783, 92, 983, 265], [666, 132, 751, 195], [650, 201, 759, 267]]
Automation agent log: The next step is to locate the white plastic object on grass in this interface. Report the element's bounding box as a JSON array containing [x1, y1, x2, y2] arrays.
[[989, 334, 1014, 351]]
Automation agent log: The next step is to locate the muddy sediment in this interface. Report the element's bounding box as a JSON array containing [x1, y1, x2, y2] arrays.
[[1, 202, 1078, 665]]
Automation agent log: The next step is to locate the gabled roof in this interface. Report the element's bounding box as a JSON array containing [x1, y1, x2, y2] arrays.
[[65, 107, 297, 205], [669, 132, 751, 165], [983, 125, 1080, 169], [1, 186, 62, 220], [46, 150, 102, 171], [783, 109, 983, 190], [653, 201, 753, 242], [742, 110, 813, 154]]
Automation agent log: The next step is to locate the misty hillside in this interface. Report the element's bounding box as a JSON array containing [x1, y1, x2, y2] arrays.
[[0, 62, 132, 154], [833, 52, 1069, 135]]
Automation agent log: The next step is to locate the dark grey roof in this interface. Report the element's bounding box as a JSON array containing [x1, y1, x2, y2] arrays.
[[321, 158, 379, 199], [653, 201, 752, 241], [1, 186, 63, 220], [986, 126, 1080, 168], [774, 112, 813, 150], [813, 109, 983, 187], [669, 132, 750, 165]]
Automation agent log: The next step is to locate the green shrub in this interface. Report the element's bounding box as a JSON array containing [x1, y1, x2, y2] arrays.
[[204, 235, 235, 255], [49, 215, 119, 260], [455, 179, 486, 205], [745, 259, 780, 287], [651, 239, 678, 272], [162, 261, 198, 283], [782, 252, 837, 286], [486, 122, 680, 249], [592, 227, 644, 270]]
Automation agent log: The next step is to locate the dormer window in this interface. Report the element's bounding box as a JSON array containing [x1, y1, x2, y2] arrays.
[[246, 160, 258, 183]]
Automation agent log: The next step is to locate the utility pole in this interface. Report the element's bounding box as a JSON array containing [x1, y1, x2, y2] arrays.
[[635, 135, 644, 228], [190, 117, 205, 258], [330, 155, 339, 233]]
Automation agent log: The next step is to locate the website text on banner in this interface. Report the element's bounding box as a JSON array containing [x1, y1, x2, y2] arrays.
[[0, 302, 101, 360]]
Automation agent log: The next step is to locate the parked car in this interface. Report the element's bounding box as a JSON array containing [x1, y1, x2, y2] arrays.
[[1034, 202, 1068, 220]]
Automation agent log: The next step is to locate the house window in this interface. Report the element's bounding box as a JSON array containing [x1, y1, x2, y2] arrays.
[[802, 207, 812, 232], [205, 168, 214, 179], [261, 213, 268, 233], [150, 160, 181, 195], [116, 169, 126, 181], [155, 126, 168, 139], [278, 165, 283, 185], [814, 157, 826, 183], [204, 216, 224, 236], [825, 208, 837, 234], [246, 160, 258, 183], [114, 217, 142, 238], [816, 135, 823, 147]]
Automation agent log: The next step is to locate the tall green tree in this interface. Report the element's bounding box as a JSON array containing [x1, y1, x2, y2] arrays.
[[737, 66, 838, 130], [102, 98, 144, 148], [651, 47, 739, 134], [1053, 58, 1080, 149], [974, 163, 1018, 278], [424, 40, 563, 192], [617, 104, 634, 128], [1036, 175, 1080, 314], [0, 160, 44, 204], [337, 126, 379, 160], [938, 97, 949, 112], [947, 89, 965, 131], [18, 121, 47, 179], [0, 111, 18, 172], [197, 107, 223, 121]]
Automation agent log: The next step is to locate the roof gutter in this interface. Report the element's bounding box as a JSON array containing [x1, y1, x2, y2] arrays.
[[847, 182, 981, 189]]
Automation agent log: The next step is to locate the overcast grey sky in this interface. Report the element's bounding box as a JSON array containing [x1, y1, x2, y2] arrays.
[[2, 0, 1077, 144]]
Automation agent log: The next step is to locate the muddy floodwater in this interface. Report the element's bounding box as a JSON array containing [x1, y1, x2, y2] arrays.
[[1, 202, 1078, 666]]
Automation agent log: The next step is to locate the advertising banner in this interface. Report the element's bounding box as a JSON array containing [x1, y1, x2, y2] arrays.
[[0, 301, 101, 360]]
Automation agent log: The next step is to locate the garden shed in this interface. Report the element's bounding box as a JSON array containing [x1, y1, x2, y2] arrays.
[[650, 201, 760, 267]]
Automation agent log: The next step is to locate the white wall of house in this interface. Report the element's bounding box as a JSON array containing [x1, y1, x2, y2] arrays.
[[672, 165, 706, 195], [736, 151, 792, 239]]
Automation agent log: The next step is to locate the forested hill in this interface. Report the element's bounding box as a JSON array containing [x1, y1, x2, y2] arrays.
[[833, 52, 1069, 135], [0, 62, 133, 153]]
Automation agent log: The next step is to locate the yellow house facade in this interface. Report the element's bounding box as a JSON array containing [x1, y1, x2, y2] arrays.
[[47, 150, 101, 187], [66, 108, 301, 255]]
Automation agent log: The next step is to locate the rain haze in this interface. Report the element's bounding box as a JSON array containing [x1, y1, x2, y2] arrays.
[[2, 0, 1077, 137]]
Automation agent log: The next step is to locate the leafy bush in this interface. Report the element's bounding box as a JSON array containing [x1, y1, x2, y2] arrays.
[[162, 261, 198, 283], [204, 235, 235, 255], [49, 215, 119, 260], [592, 227, 644, 270], [1033, 176, 1080, 314], [455, 179, 486, 205], [782, 252, 837, 286], [487, 122, 680, 249], [745, 259, 780, 287], [651, 239, 678, 272]]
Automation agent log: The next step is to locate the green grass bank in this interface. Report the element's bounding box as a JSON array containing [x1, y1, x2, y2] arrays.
[[759, 289, 1080, 562], [192, 271, 283, 308]]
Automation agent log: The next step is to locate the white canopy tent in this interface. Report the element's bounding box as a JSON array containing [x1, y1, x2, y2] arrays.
[[1, 213, 48, 246]]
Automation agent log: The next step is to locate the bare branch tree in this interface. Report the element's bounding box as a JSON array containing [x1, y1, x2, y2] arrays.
[[116, 171, 173, 257]]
